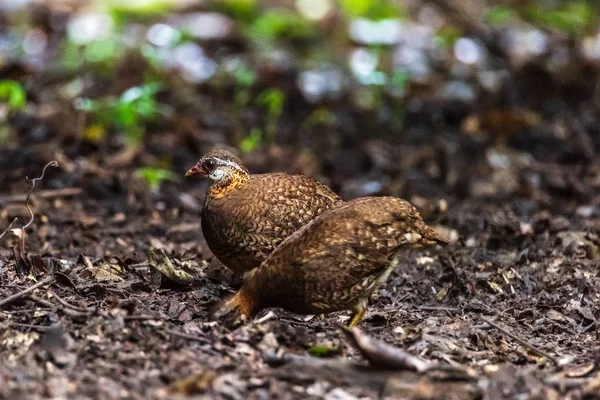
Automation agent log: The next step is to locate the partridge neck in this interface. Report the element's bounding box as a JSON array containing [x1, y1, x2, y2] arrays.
[[207, 170, 249, 199]]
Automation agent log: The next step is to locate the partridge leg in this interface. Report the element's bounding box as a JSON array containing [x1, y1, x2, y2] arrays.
[[347, 300, 367, 328]]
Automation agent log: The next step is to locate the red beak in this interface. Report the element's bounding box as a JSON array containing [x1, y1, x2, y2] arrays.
[[185, 164, 206, 177]]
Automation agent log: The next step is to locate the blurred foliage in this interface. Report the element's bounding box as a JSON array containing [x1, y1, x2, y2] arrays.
[[249, 9, 316, 42], [0, 80, 26, 111], [1, 0, 598, 158], [0, 80, 26, 147], [338, 0, 405, 20], [75, 82, 165, 145], [523, 1, 597, 36], [307, 343, 342, 358], [485, 5, 519, 26], [240, 127, 263, 153], [62, 34, 123, 73], [487, 1, 597, 36], [256, 88, 285, 142], [213, 0, 259, 23], [105, 0, 176, 22], [135, 166, 179, 191]]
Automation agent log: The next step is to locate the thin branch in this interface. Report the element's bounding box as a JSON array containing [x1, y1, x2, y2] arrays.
[[23, 160, 58, 230], [163, 328, 211, 343], [49, 290, 94, 313], [0, 217, 18, 241], [5, 322, 51, 331], [2, 307, 53, 314], [0, 276, 54, 309], [417, 306, 458, 312], [0, 187, 82, 203], [480, 316, 560, 366], [122, 315, 166, 321], [26, 294, 88, 320]]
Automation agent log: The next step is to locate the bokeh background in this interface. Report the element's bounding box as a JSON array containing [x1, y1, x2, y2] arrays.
[[1, 0, 599, 206]]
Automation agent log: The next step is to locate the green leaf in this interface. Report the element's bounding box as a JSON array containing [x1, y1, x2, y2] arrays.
[[233, 65, 256, 88], [0, 80, 26, 111], [239, 128, 262, 153], [135, 167, 179, 190], [249, 9, 315, 41], [85, 38, 121, 63], [106, 0, 175, 17], [307, 344, 341, 358], [389, 69, 408, 91], [486, 5, 518, 25], [524, 1, 596, 36], [339, 0, 371, 17], [338, 0, 405, 20], [213, 0, 259, 23], [256, 88, 284, 117]]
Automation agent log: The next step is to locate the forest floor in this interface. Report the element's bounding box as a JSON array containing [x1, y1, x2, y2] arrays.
[[1, 1, 600, 399], [1, 133, 599, 399]]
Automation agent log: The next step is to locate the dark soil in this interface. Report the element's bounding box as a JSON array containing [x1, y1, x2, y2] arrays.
[[2, 123, 599, 399]]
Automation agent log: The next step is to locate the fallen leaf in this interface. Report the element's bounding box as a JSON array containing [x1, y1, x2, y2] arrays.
[[147, 249, 193, 286]]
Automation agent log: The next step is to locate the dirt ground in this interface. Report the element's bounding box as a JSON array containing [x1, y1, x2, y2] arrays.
[[2, 1, 600, 399], [1, 130, 600, 399]]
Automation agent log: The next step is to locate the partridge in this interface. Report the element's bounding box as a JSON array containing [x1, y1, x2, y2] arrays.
[[186, 149, 342, 274], [213, 196, 451, 327]]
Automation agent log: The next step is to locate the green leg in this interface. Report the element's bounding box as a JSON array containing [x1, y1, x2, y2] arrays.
[[347, 300, 367, 328]]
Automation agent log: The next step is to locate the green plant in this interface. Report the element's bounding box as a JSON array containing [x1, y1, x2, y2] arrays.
[[307, 343, 341, 358], [106, 0, 176, 22], [135, 167, 179, 191], [523, 1, 596, 36], [338, 0, 405, 20], [256, 88, 285, 143], [485, 5, 518, 26], [248, 9, 316, 42], [239, 127, 262, 153], [229, 61, 256, 142], [62, 27, 123, 73], [0, 80, 26, 111], [213, 0, 259, 23], [75, 82, 165, 145], [0, 80, 26, 146]]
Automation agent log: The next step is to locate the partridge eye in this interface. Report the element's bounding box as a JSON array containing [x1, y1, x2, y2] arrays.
[[203, 159, 216, 170]]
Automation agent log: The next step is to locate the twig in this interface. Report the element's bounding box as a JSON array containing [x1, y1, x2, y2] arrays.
[[23, 161, 59, 230], [1, 307, 53, 314], [49, 290, 94, 313], [123, 315, 166, 321], [26, 294, 89, 320], [0, 187, 82, 204], [163, 328, 211, 343], [418, 306, 458, 312], [337, 323, 432, 373], [0, 217, 18, 241], [25, 294, 55, 309], [5, 322, 51, 331], [0, 276, 54, 309], [480, 316, 560, 366]]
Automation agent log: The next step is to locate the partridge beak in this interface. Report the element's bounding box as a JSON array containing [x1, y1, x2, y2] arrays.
[[185, 164, 205, 177]]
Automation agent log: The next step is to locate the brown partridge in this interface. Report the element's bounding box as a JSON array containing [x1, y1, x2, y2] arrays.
[[185, 149, 342, 274], [213, 196, 451, 327]]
